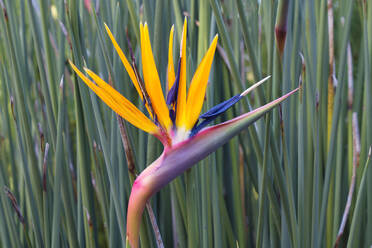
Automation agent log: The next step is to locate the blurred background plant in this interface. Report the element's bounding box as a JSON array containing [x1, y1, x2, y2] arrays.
[[0, 0, 371, 247]]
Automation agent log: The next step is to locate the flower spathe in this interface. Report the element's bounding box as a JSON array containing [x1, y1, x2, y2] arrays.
[[70, 18, 298, 248]]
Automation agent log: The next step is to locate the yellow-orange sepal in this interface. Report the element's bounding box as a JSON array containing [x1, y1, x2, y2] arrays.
[[69, 61, 159, 134]]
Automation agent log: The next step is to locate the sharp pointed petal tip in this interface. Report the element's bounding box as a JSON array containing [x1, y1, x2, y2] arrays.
[[83, 68, 94, 76], [104, 23, 112, 34], [241, 75, 272, 96], [211, 35, 218, 45], [182, 18, 187, 33], [169, 25, 175, 39], [259, 75, 271, 82], [69, 59, 77, 66]]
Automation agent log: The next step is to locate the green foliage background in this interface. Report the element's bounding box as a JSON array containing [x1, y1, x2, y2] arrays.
[[0, 0, 371, 247]]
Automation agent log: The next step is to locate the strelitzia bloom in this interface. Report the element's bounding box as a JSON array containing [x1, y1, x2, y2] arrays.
[[70, 19, 298, 248]]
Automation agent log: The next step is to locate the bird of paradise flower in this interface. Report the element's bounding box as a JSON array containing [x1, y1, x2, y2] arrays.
[[70, 18, 298, 248]]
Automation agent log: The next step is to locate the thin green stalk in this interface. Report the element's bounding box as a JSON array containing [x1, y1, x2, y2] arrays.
[[256, 116, 271, 248], [318, 0, 353, 244], [347, 148, 371, 248], [39, 0, 58, 116], [235, 0, 261, 80], [51, 78, 66, 248], [26, 0, 57, 149], [0, 3, 43, 245]]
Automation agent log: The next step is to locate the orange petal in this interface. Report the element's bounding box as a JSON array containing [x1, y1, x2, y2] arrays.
[[167, 25, 176, 92], [104, 24, 143, 100], [140, 23, 172, 130], [175, 18, 187, 127], [69, 61, 158, 134], [186, 35, 218, 130]]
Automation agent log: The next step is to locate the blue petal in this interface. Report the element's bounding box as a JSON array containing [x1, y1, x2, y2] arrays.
[[166, 59, 181, 106], [190, 119, 211, 136], [190, 94, 242, 136], [200, 94, 242, 118], [169, 109, 176, 123]]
